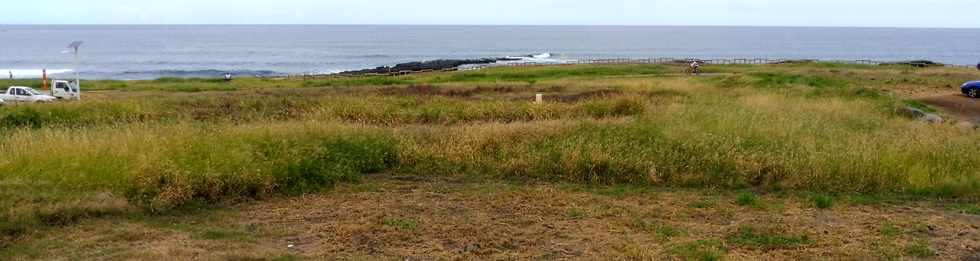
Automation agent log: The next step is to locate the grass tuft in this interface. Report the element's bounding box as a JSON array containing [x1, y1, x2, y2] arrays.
[[905, 240, 937, 258], [726, 226, 812, 250], [382, 217, 419, 230], [811, 194, 835, 209], [667, 240, 726, 261], [736, 192, 760, 207]]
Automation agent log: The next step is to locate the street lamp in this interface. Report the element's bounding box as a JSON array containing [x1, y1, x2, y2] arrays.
[[65, 41, 83, 100]]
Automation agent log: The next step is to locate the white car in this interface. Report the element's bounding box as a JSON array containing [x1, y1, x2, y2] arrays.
[[0, 86, 57, 103]]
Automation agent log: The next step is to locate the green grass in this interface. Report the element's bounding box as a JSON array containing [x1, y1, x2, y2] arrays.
[[667, 240, 726, 261], [688, 201, 714, 209], [566, 208, 588, 220], [382, 217, 419, 230], [811, 194, 835, 209], [1, 63, 979, 246], [726, 226, 812, 250], [903, 100, 937, 113], [880, 223, 902, 237], [631, 218, 684, 242], [905, 240, 937, 258], [736, 192, 760, 207], [749, 72, 849, 89], [948, 204, 980, 215], [428, 64, 668, 83]]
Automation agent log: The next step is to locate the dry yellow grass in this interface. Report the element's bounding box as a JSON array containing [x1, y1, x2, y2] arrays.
[[1, 63, 979, 258]]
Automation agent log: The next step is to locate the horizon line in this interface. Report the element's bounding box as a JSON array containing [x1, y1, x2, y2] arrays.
[[2, 23, 979, 30]]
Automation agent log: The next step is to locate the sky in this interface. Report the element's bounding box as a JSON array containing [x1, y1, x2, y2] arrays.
[[5, 0, 980, 28]]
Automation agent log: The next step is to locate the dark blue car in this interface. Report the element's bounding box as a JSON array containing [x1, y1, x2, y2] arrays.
[[964, 80, 980, 98]]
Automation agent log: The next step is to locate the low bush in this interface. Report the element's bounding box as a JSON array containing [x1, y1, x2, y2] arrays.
[[811, 194, 835, 209], [736, 192, 759, 207]]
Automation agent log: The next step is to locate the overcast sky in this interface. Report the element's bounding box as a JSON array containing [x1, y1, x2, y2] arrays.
[[6, 0, 979, 28]]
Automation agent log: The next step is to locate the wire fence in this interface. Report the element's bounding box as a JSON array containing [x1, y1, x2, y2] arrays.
[[477, 57, 976, 68]]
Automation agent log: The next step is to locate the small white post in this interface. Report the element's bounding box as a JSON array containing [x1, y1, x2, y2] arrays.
[[535, 93, 544, 104]]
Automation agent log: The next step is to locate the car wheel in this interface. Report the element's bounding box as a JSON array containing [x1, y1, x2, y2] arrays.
[[970, 89, 980, 98]]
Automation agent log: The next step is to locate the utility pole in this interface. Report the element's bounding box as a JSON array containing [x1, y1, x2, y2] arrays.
[[67, 41, 83, 100]]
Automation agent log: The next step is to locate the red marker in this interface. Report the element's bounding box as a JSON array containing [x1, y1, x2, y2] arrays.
[[42, 69, 48, 91]]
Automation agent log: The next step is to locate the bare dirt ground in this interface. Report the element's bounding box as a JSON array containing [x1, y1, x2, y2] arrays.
[[5, 175, 980, 260], [916, 93, 980, 124]]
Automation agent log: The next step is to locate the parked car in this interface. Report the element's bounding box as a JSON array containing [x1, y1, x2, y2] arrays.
[[963, 81, 980, 98], [50, 80, 80, 100], [0, 86, 57, 103]]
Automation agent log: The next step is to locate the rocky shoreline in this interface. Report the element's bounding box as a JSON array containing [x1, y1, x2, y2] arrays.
[[338, 57, 526, 75]]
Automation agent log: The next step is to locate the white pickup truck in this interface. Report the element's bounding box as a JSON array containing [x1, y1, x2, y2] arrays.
[[0, 86, 57, 103], [50, 80, 80, 100]]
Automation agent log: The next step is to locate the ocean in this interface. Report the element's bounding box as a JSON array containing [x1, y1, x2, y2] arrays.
[[1, 25, 978, 80]]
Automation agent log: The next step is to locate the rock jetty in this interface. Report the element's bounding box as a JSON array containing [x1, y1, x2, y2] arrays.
[[340, 57, 521, 75]]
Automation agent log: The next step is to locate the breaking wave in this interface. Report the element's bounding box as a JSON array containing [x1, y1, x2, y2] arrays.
[[1, 69, 74, 78]]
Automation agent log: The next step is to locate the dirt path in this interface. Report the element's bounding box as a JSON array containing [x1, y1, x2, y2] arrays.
[[916, 93, 980, 124], [6, 176, 979, 260]]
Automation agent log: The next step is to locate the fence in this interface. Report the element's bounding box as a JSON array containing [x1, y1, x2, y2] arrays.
[[475, 57, 975, 68], [283, 57, 977, 79]]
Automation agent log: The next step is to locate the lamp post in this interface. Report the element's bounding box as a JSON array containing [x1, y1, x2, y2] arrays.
[[66, 41, 83, 100]]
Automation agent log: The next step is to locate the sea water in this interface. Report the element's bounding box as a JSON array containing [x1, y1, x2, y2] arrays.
[[1, 25, 978, 79]]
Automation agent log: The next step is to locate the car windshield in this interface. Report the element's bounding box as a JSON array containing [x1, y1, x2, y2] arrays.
[[28, 89, 44, 95]]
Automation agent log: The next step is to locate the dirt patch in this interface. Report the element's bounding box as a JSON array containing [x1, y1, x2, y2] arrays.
[[11, 176, 978, 260], [236, 178, 980, 260], [916, 93, 980, 124]]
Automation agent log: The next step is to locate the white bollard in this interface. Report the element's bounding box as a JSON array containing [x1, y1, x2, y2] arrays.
[[535, 93, 544, 104]]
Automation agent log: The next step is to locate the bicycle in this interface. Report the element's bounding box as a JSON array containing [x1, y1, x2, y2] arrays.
[[684, 66, 702, 76]]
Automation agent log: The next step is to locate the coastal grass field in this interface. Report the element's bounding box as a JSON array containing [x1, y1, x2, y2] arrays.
[[1, 63, 979, 259]]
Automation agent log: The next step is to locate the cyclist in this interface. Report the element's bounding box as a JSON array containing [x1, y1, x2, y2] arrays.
[[689, 60, 702, 75]]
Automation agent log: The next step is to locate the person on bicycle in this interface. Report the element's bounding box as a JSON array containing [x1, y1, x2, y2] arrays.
[[690, 60, 702, 75]]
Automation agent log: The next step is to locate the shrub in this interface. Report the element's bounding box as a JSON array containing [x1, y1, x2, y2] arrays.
[[736, 192, 759, 207], [0, 107, 44, 128], [811, 194, 834, 209], [273, 134, 397, 195]]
